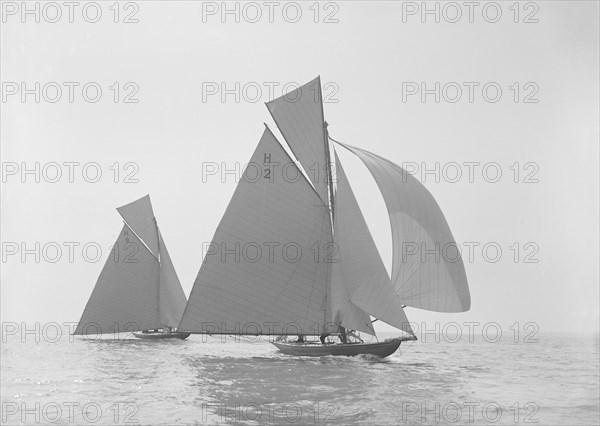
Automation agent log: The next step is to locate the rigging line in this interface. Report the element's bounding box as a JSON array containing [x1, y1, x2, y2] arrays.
[[328, 134, 350, 150], [399, 339, 417, 357]]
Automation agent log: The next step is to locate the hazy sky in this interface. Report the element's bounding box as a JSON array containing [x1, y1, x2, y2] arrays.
[[2, 1, 598, 334]]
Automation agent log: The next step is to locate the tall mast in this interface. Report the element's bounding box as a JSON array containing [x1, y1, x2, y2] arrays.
[[154, 217, 162, 327], [324, 123, 335, 226], [323, 120, 338, 335], [154, 217, 161, 262], [315, 76, 334, 225]]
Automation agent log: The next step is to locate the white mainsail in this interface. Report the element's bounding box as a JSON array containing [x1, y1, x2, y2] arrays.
[[335, 142, 471, 313], [332, 152, 413, 335], [178, 126, 333, 335], [74, 196, 187, 335], [266, 76, 330, 206], [74, 224, 161, 334]]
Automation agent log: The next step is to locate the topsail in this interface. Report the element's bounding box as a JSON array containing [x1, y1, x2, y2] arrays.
[[116, 194, 159, 257], [266, 76, 330, 206]]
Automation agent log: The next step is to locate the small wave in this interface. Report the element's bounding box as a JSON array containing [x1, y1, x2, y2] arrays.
[[354, 354, 390, 363]]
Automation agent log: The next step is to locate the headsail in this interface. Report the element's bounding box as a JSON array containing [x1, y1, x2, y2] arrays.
[[178, 126, 333, 335], [266, 76, 330, 206], [74, 224, 161, 334], [332, 152, 413, 335], [330, 258, 375, 335], [335, 142, 470, 313], [116, 195, 159, 257], [157, 230, 188, 329]]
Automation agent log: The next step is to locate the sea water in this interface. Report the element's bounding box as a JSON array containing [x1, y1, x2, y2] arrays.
[[1, 331, 598, 425]]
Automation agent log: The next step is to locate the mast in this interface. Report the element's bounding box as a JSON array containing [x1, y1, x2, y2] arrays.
[[154, 218, 161, 261], [318, 77, 334, 225], [323, 122, 339, 334], [154, 217, 162, 328], [324, 122, 335, 225]]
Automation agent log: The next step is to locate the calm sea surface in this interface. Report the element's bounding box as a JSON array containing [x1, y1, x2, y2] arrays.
[[1, 331, 598, 425]]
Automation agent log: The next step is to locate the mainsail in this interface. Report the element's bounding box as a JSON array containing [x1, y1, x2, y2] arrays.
[[74, 196, 187, 335], [178, 126, 333, 335], [335, 142, 471, 313], [266, 76, 330, 206], [74, 224, 161, 335]]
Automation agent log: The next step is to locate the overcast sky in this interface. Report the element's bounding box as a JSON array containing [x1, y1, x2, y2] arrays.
[[2, 1, 598, 334]]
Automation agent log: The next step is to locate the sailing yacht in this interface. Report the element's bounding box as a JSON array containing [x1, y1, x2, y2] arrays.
[[178, 76, 471, 357], [73, 195, 190, 340]]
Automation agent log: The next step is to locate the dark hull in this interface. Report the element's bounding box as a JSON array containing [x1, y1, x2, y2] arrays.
[[272, 338, 404, 358], [133, 331, 190, 340]]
